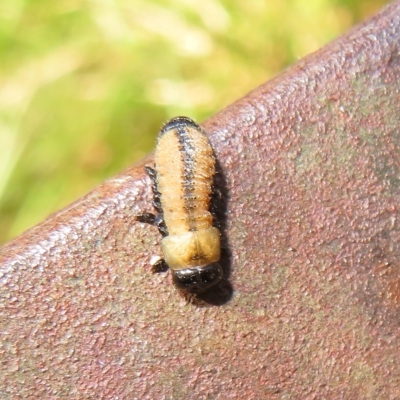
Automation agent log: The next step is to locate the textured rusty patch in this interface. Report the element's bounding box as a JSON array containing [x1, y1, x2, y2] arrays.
[[2, 2, 400, 398]]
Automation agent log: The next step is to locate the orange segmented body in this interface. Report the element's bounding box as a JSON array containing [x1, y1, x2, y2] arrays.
[[152, 116, 222, 292]]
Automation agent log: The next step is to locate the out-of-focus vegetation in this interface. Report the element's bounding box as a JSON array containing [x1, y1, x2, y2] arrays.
[[0, 0, 389, 244]]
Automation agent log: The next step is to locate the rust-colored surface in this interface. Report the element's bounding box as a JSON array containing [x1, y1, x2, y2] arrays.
[[2, 2, 400, 398]]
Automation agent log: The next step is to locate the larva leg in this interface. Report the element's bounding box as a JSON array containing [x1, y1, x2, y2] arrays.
[[145, 166, 163, 214], [136, 213, 168, 237], [137, 166, 168, 237], [154, 215, 168, 237], [151, 258, 169, 273], [136, 214, 169, 273], [136, 212, 156, 224]]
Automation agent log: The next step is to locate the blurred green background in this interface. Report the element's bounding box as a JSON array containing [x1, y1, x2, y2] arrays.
[[0, 0, 389, 244]]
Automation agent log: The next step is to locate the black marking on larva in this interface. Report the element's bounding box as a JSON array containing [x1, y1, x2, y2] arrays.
[[183, 194, 199, 210], [175, 123, 198, 231], [160, 116, 201, 137]]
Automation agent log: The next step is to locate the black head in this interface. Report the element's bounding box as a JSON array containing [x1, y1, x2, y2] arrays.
[[171, 263, 223, 293]]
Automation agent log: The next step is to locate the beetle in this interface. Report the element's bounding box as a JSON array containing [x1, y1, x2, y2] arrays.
[[138, 116, 222, 293]]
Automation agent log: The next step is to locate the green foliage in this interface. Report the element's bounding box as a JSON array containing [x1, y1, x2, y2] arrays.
[[0, 0, 389, 243]]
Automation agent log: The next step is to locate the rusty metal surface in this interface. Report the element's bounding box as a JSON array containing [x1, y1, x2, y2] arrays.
[[2, 2, 400, 398]]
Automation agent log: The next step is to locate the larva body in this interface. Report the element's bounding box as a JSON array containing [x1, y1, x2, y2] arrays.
[[152, 116, 222, 292]]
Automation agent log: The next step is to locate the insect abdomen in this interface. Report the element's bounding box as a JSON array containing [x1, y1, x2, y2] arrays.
[[155, 120, 215, 235], [154, 117, 220, 272]]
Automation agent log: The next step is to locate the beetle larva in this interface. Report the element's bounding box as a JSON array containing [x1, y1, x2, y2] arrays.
[[141, 116, 222, 293]]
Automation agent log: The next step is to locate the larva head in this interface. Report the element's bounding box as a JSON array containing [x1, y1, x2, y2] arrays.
[[171, 263, 223, 293]]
